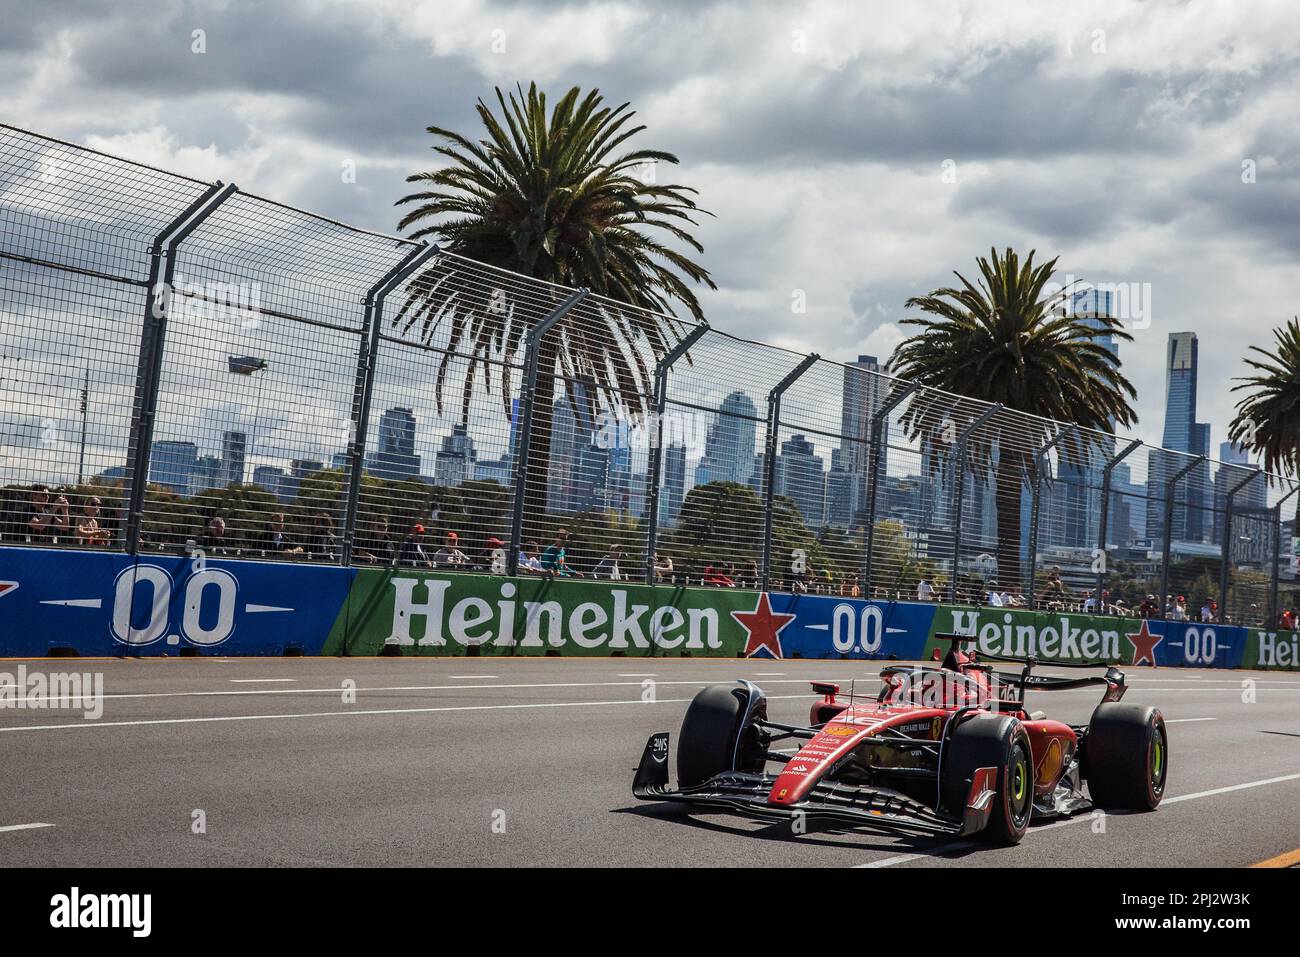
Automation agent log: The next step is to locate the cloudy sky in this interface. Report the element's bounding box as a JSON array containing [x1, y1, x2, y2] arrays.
[[3, 0, 1299, 459]]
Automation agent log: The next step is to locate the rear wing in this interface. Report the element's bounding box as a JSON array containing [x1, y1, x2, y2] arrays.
[[933, 634, 1127, 706]]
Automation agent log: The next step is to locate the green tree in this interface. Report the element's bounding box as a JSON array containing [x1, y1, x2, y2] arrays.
[[891, 248, 1137, 587], [394, 83, 714, 540], [1230, 317, 1300, 524], [660, 481, 824, 586]]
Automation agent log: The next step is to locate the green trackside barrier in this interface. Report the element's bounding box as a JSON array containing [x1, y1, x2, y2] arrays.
[[922, 604, 1300, 670], [325, 568, 760, 657]]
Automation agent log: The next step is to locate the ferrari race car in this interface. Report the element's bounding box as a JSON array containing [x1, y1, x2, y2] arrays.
[[632, 636, 1167, 844]]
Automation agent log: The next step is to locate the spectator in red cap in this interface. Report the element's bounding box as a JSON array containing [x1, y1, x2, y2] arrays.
[[433, 530, 470, 568], [399, 523, 433, 567], [483, 536, 507, 573]]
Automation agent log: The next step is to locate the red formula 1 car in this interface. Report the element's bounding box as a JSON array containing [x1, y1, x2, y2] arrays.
[[633, 636, 1167, 844]]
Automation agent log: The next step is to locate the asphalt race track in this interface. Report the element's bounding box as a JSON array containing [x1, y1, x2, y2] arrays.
[[1, 656, 1298, 867]]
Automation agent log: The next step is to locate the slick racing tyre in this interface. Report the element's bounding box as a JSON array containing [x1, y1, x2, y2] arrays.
[[676, 683, 767, 788], [941, 714, 1034, 845], [1084, 703, 1167, 810]]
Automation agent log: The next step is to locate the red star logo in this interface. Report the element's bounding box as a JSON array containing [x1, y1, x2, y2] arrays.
[[732, 592, 796, 659], [1126, 620, 1162, 667]]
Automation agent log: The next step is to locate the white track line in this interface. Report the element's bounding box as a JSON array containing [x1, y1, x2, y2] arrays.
[[229, 679, 296, 683], [7, 678, 840, 704], [0, 823, 54, 833], [858, 770, 1300, 868], [1165, 717, 1216, 723], [0, 692, 813, 735], [9, 678, 1292, 709]]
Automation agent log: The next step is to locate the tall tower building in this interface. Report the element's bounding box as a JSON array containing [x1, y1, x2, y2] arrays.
[[774, 433, 826, 527], [222, 430, 246, 487], [434, 423, 477, 488], [827, 355, 886, 528], [660, 442, 687, 527], [367, 407, 421, 481], [694, 391, 759, 487], [1147, 332, 1211, 544]]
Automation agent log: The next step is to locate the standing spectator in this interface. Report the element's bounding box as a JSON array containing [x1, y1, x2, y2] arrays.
[[75, 495, 110, 546], [432, 531, 470, 568], [1169, 596, 1188, 621], [540, 528, 581, 577], [593, 544, 625, 581], [304, 512, 337, 557], [839, 576, 861, 598], [519, 541, 545, 574], [1138, 594, 1159, 619], [1199, 598, 1213, 623], [483, 536, 508, 573], [27, 485, 69, 542], [258, 512, 300, 554], [354, 516, 393, 564], [399, 524, 433, 567], [202, 516, 228, 552], [916, 577, 936, 602], [1040, 567, 1066, 609], [653, 552, 674, 583]]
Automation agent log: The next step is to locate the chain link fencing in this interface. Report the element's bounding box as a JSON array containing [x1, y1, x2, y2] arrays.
[[2, 123, 1297, 627]]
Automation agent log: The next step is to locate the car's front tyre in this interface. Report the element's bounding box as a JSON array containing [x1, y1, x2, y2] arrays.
[[676, 683, 766, 788], [942, 714, 1034, 845]]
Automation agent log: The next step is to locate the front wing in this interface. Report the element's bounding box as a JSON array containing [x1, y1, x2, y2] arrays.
[[632, 732, 999, 838]]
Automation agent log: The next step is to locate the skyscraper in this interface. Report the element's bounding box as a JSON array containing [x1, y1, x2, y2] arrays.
[[1055, 290, 1119, 548], [222, 430, 246, 487], [434, 423, 477, 487], [827, 355, 886, 528], [774, 433, 826, 527], [694, 391, 758, 487], [149, 440, 197, 495], [660, 441, 687, 527], [367, 407, 420, 481], [547, 383, 594, 512], [1214, 441, 1267, 554], [840, 355, 886, 475], [1147, 332, 1211, 544]]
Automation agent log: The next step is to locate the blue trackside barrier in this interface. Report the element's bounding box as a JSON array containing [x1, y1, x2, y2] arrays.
[[0, 546, 351, 657]]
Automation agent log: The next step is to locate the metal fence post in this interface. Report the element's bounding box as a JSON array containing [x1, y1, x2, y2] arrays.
[[506, 288, 589, 575], [1025, 425, 1075, 608], [1158, 455, 1205, 614], [1217, 468, 1262, 623], [759, 354, 819, 593], [860, 381, 916, 597], [340, 243, 440, 566], [947, 404, 1001, 603], [1096, 438, 1142, 613], [123, 181, 238, 554], [1268, 484, 1300, 627], [643, 323, 710, 585]]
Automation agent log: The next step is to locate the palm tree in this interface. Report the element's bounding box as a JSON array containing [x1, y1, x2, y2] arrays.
[[889, 247, 1137, 590], [393, 83, 714, 541], [1230, 317, 1300, 522]]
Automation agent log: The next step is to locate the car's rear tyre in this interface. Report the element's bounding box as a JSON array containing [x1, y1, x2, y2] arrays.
[[942, 715, 1033, 845], [1084, 703, 1166, 810], [677, 683, 765, 788]]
